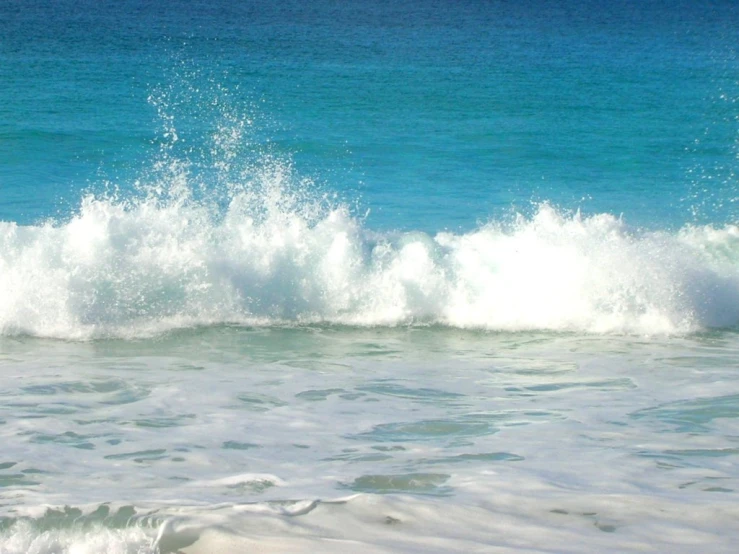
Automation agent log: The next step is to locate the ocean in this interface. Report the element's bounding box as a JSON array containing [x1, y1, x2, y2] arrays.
[[1, 1, 738, 552]]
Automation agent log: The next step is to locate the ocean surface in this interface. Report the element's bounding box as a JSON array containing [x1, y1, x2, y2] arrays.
[[1, 1, 739, 552]]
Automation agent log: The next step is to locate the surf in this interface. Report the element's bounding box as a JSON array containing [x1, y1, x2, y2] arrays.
[[1, 77, 737, 340], [1, 175, 737, 339]]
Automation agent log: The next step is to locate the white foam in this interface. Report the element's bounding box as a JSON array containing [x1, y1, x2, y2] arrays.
[[3, 487, 737, 554], [0, 520, 157, 554], [7, 490, 733, 554], [196, 473, 287, 488], [1, 175, 738, 339]]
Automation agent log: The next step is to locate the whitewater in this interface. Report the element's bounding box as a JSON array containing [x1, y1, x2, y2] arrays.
[[2, 178, 738, 339]]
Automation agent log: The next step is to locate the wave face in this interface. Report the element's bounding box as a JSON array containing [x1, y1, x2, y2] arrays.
[[1, 155, 738, 339]]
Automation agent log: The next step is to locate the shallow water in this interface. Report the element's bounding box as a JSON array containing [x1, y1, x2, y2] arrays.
[[2, 329, 739, 552]]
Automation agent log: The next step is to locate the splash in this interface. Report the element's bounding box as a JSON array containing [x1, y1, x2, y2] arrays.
[[0, 520, 157, 554], [1, 79, 738, 339], [1, 185, 737, 339]]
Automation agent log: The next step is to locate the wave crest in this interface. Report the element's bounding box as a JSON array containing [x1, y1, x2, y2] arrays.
[[1, 175, 738, 339]]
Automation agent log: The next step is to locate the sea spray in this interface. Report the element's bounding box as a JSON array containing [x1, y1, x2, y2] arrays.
[[1, 181, 737, 339], [1, 69, 738, 339]]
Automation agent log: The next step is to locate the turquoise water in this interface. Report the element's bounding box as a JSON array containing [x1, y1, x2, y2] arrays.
[[3, 0, 738, 230], [1, 1, 739, 552]]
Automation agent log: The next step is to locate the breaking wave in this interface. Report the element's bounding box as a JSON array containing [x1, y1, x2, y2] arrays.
[[1, 167, 737, 339], [2, 76, 738, 340]]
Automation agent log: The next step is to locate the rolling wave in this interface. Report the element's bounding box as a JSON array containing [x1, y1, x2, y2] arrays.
[[1, 165, 737, 339]]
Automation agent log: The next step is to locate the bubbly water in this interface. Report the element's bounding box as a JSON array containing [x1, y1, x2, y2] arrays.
[[1, 1, 738, 552]]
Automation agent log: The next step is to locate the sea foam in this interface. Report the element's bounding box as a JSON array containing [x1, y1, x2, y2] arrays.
[[0, 520, 156, 554], [1, 161, 737, 339]]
